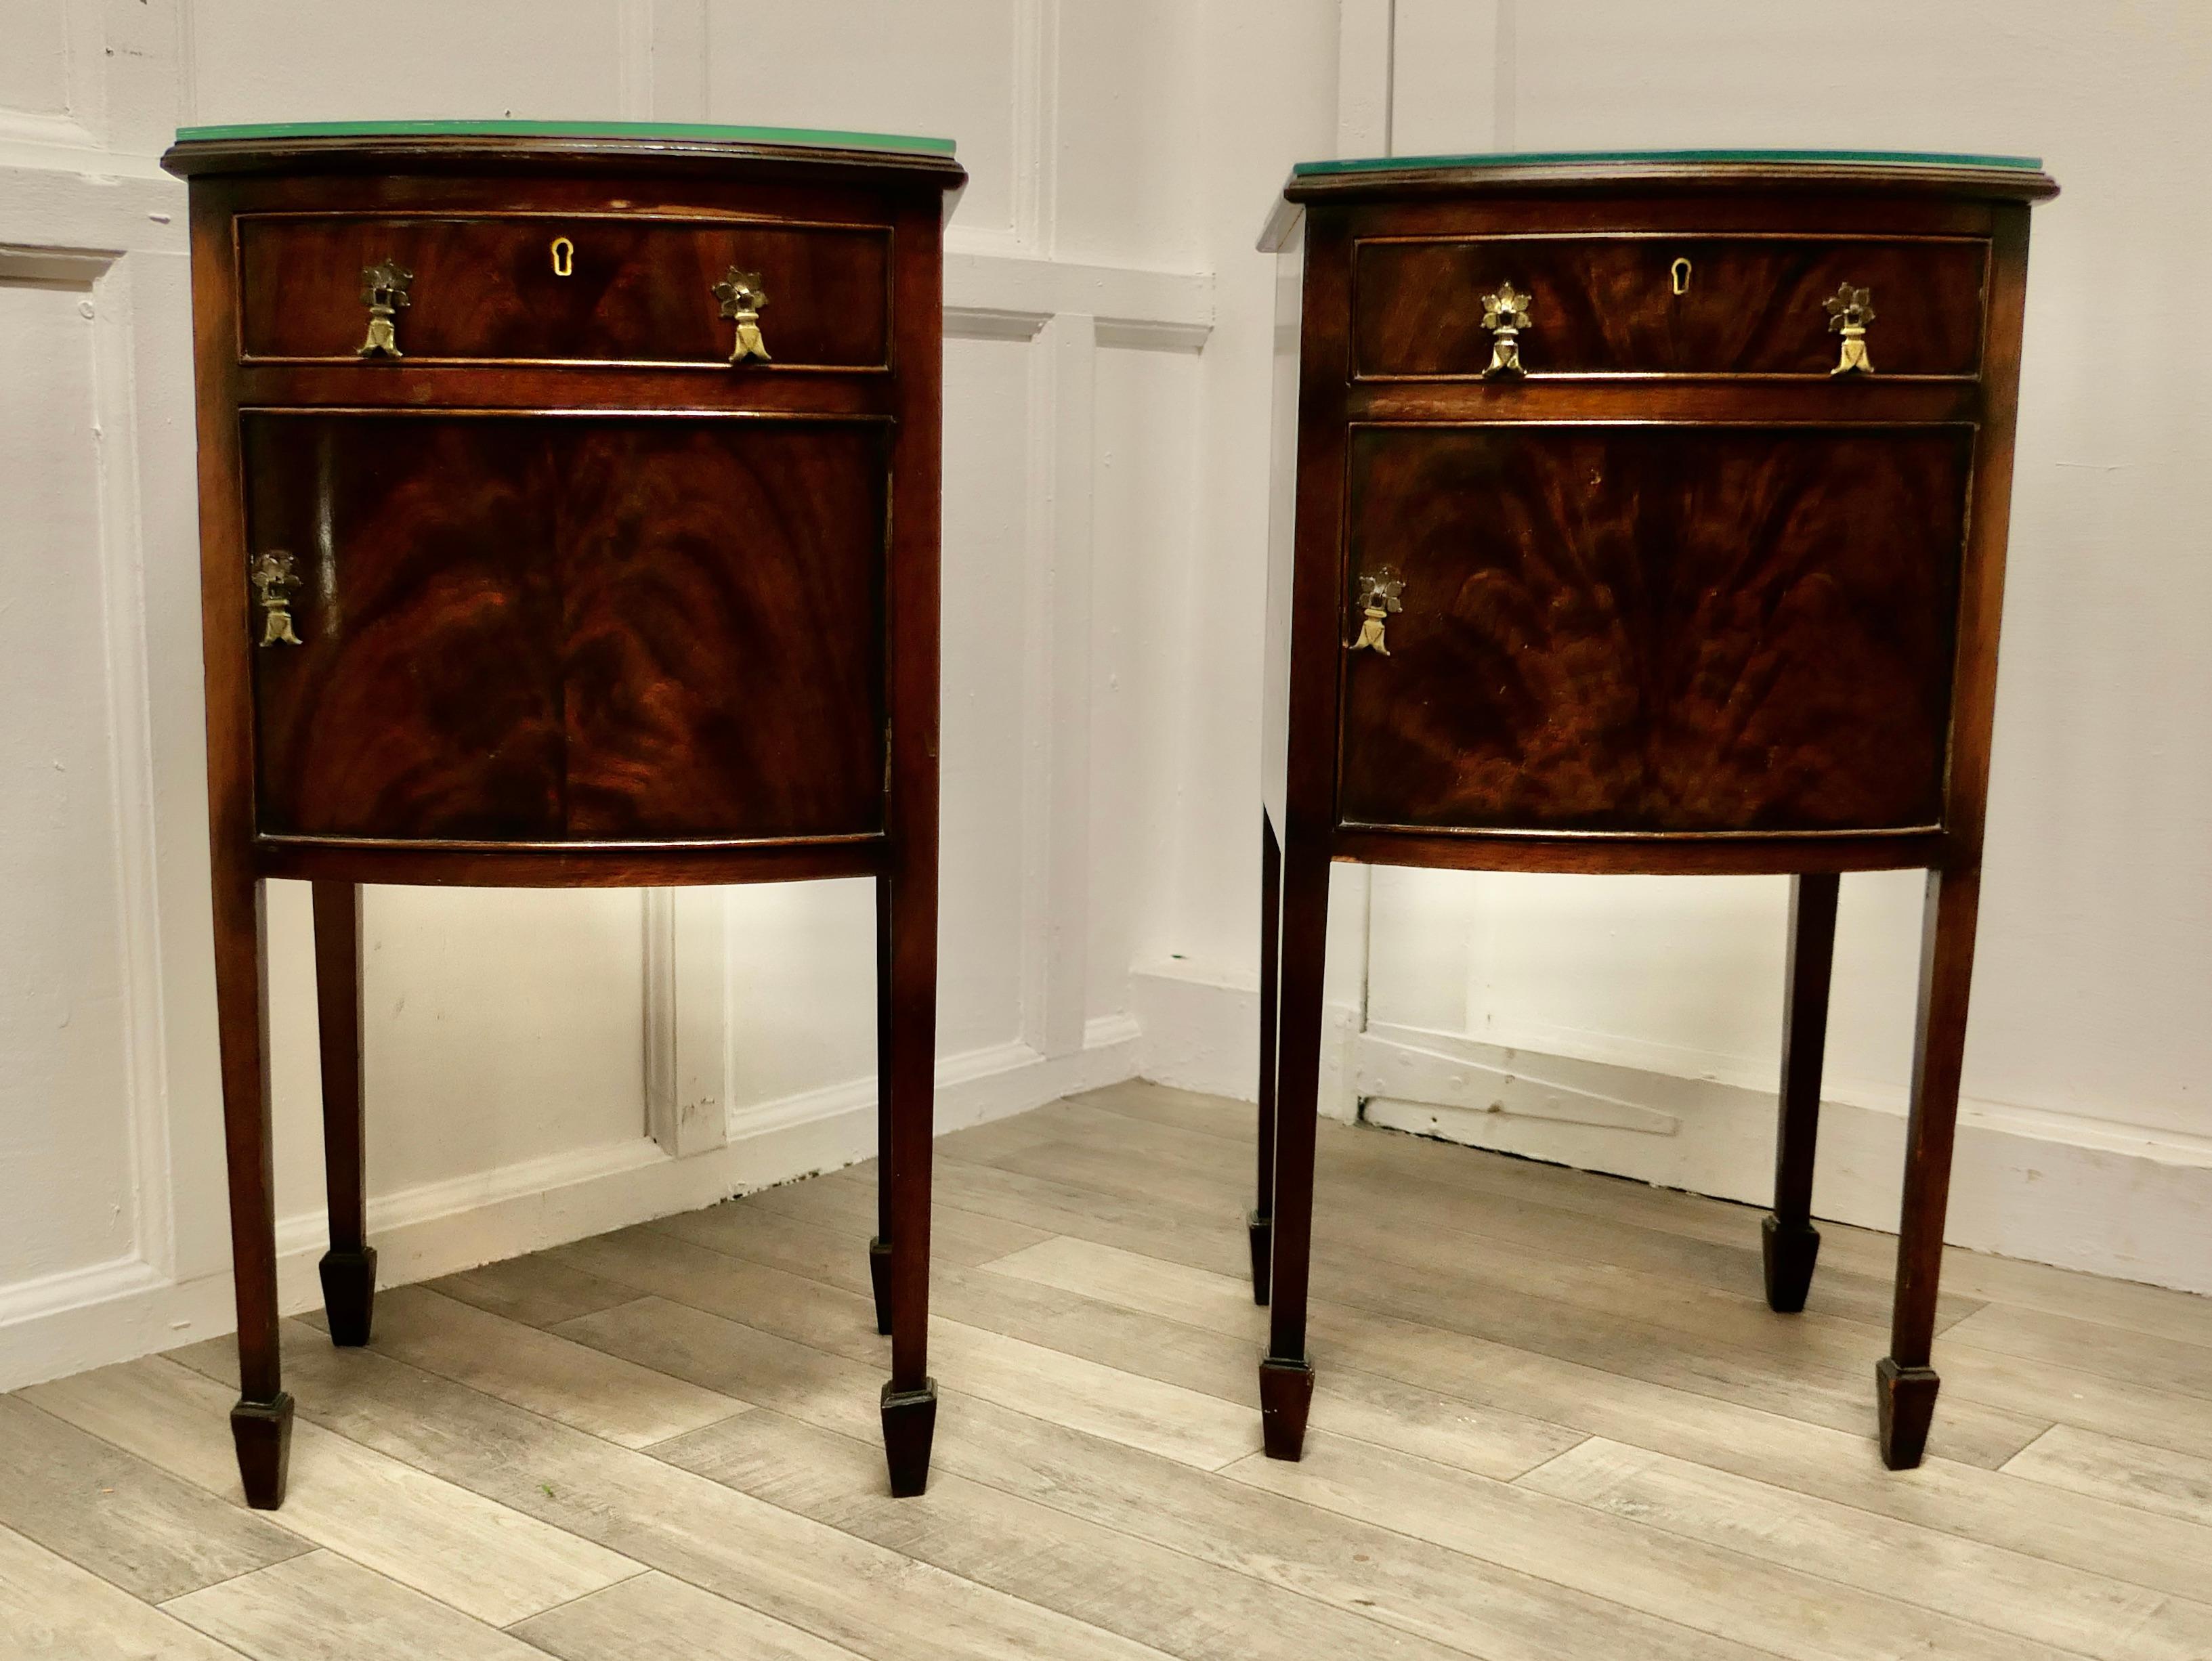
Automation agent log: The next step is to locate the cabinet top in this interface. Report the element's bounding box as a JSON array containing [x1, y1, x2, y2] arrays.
[[163, 119, 965, 189], [1294, 146, 2044, 180], [1264, 146, 2056, 247]]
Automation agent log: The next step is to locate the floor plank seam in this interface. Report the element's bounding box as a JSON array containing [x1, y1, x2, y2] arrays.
[[930, 1157, 1968, 1434], [963, 1245, 1913, 1462], [313, 1287, 759, 1452], [1499, 1436, 1596, 1486], [184, 1344, 1186, 1661], [1, 1389, 329, 1582], [142, 1555, 302, 1611], [1044, 1099, 2212, 1337], [495, 1565, 656, 1631], [151, 1551, 317, 1610], [637, 1397, 1699, 1661], [726, 1192, 2206, 1532], [584, 1216, 1616, 1475], [1995, 1423, 2064, 1472], [978, 1114, 1944, 1331], [599, 1188, 2086, 1500], [516, 1251, 1679, 1658], [1518, 1446, 2203, 1656], [1210, 1452, 1814, 1661]]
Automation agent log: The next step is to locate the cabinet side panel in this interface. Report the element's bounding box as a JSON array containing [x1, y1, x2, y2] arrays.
[[1260, 214, 1306, 835], [190, 186, 258, 867], [1942, 203, 2032, 861]]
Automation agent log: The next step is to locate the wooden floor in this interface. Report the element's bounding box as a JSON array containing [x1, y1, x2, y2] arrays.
[[11, 1082, 2212, 1661]]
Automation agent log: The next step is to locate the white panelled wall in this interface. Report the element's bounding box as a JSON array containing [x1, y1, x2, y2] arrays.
[[5, 0, 2209, 1392]]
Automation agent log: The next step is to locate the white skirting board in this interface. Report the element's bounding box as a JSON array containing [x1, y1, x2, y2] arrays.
[[1130, 961, 1362, 1124], [0, 1017, 1141, 1394], [1132, 964, 2212, 1298]]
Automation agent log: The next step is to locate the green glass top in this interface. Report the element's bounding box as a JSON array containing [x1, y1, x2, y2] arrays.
[[1294, 146, 2041, 177], [173, 118, 956, 157]]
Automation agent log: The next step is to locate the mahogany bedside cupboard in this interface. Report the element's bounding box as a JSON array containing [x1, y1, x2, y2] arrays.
[[1250, 150, 2056, 1469], [161, 121, 965, 1507]]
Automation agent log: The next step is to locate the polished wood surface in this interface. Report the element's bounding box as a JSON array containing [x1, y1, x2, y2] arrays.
[[1764, 871, 1839, 1314], [245, 415, 889, 842], [1258, 159, 2051, 1477], [1269, 155, 2058, 238], [561, 420, 889, 838], [251, 832, 883, 889], [167, 131, 961, 1508], [1883, 864, 1985, 1467], [1249, 814, 1281, 1305], [237, 213, 891, 367], [19, 1083, 2212, 1661], [1353, 234, 1986, 378], [1337, 423, 1970, 832], [878, 190, 948, 1492], [244, 415, 567, 840], [1332, 823, 1946, 876], [310, 882, 375, 1348], [163, 130, 971, 196]]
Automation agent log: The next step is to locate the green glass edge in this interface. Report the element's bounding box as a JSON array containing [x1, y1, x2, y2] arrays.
[[173, 118, 956, 157], [1294, 146, 2041, 177]]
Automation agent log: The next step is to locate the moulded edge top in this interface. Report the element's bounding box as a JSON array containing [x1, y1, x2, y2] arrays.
[[161, 120, 967, 193], [1260, 148, 2058, 250], [1293, 146, 2045, 179]]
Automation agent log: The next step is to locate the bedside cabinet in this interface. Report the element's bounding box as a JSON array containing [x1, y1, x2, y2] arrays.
[[1252, 151, 2056, 1469], [162, 121, 965, 1507]]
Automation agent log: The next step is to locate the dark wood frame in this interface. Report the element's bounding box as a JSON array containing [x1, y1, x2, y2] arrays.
[[1252, 158, 2054, 1470], [164, 133, 964, 1507]]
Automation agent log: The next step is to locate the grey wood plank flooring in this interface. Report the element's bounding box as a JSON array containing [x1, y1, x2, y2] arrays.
[[9, 1081, 2211, 1661], [0, 1394, 308, 1603]]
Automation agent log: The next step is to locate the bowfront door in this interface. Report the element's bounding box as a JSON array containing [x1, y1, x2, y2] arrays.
[[242, 413, 887, 842], [1336, 423, 1973, 835]]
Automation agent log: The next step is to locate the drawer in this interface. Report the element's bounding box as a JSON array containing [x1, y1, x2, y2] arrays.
[[1352, 235, 1987, 379], [235, 213, 891, 368], [1336, 423, 1971, 834]]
